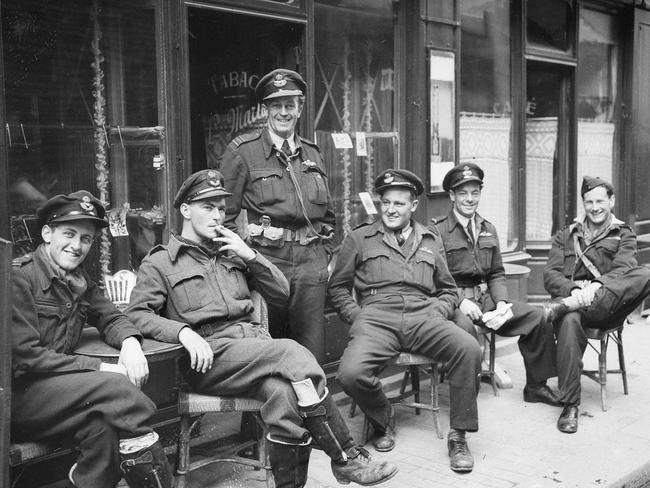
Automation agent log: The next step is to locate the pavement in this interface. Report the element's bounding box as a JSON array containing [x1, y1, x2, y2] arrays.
[[182, 317, 650, 488]]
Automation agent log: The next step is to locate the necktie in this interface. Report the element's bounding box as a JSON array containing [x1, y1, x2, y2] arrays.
[[466, 222, 475, 247], [395, 230, 405, 246], [281, 139, 292, 157]]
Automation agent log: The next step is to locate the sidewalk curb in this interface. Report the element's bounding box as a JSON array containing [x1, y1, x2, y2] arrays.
[[609, 461, 650, 488]]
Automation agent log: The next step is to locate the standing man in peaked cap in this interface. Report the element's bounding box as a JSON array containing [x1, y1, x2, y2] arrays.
[[329, 168, 482, 473], [11, 190, 173, 488], [217, 68, 335, 363], [434, 163, 559, 408], [127, 169, 397, 487], [543, 176, 650, 433]]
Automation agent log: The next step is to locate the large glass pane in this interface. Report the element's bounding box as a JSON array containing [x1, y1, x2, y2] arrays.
[[525, 62, 563, 242], [527, 0, 575, 54], [314, 0, 396, 240], [460, 1, 515, 251], [576, 8, 619, 215], [3, 0, 164, 276]]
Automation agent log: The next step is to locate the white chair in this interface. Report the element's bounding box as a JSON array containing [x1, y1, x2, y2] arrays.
[[103, 270, 137, 311]]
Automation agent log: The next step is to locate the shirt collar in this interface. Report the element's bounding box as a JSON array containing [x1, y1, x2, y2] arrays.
[[267, 129, 297, 153]]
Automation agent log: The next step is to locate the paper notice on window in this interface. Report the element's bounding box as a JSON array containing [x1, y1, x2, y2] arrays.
[[355, 132, 368, 156], [108, 207, 129, 237], [331, 132, 353, 149], [359, 192, 377, 215]]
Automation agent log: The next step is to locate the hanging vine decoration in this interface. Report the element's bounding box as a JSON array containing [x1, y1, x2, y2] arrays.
[[91, 0, 111, 278], [340, 37, 353, 235], [361, 41, 376, 193]]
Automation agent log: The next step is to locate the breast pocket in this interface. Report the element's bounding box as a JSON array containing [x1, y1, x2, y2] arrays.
[[301, 166, 328, 205], [598, 238, 620, 257], [167, 270, 211, 312], [360, 246, 391, 283], [444, 238, 470, 275], [413, 251, 437, 291], [477, 236, 498, 271], [250, 168, 286, 205], [34, 298, 64, 346], [218, 260, 247, 300]]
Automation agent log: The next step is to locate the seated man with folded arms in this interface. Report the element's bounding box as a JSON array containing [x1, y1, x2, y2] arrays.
[[11, 191, 172, 488], [434, 163, 559, 407], [328, 169, 482, 473], [126, 169, 397, 487], [543, 176, 650, 433]]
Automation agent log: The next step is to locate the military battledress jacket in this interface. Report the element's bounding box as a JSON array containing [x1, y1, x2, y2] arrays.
[[328, 220, 459, 325], [126, 234, 289, 341], [434, 210, 508, 304], [12, 245, 141, 380], [544, 216, 637, 299]]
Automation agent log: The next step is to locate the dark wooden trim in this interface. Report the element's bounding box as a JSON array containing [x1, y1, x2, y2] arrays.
[[185, 0, 307, 20], [512, 0, 527, 252], [303, 0, 315, 138], [1, 240, 12, 488], [0, 0, 8, 241]]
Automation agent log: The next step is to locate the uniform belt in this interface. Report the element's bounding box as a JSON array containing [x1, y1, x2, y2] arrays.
[[196, 321, 228, 338], [460, 283, 488, 299]]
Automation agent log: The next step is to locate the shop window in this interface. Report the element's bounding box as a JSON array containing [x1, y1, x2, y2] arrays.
[[460, 1, 515, 251], [527, 0, 575, 55], [314, 0, 396, 240], [3, 0, 164, 276], [576, 8, 619, 215]]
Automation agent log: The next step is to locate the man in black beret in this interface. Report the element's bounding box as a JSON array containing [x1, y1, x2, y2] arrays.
[[543, 176, 650, 433], [127, 170, 397, 487], [435, 163, 559, 408], [218, 68, 335, 363], [329, 168, 481, 472], [11, 190, 172, 488]]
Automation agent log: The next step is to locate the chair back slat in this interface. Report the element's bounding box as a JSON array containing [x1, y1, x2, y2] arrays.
[[104, 270, 137, 309]]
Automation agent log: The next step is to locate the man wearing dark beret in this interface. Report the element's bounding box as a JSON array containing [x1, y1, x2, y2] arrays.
[[329, 168, 482, 473], [10, 190, 172, 488], [543, 176, 650, 433], [218, 68, 335, 363], [435, 163, 559, 407], [127, 170, 397, 487]]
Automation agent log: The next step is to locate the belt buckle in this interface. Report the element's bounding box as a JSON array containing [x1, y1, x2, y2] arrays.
[[259, 215, 271, 229]]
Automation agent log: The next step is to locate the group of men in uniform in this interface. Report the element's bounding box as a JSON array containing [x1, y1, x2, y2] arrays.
[[9, 67, 650, 488]]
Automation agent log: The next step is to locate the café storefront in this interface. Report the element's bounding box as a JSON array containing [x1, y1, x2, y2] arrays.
[[1, 0, 650, 370]]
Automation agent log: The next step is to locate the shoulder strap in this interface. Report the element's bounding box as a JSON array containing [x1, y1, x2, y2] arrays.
[[572, 233, 601, 279]]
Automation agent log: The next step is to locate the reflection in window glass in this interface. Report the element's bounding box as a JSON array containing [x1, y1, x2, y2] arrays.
[[460, 1, 515, 251], [527, 0, 574, 53], [576, 9, 619, 215], [525, 63, 562, 241], [315, 0, 395, 239], [3, 0, 163, 275]]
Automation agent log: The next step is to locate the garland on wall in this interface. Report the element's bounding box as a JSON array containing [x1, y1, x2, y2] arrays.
[[91, 0, 111, 278], [361, 42, 375, 193], [340, 37, 353, 235]]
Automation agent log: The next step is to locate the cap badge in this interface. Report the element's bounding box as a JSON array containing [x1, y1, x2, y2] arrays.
[[207, 170, 216, 178], [208, 178, 220, 188], [273, 73, 287, 87], [384, 173, 394, 184], [80, 196, 94, 212], [462, 166, 473, 178]]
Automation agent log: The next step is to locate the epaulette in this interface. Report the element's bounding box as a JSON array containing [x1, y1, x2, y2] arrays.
[[12, 253, 33, 267], [353, 219, 375, 230], [431, 215, 447, 225], [147, 244, 167, 256], [298, 135, 320, 150], [227, 131, 261, 150]]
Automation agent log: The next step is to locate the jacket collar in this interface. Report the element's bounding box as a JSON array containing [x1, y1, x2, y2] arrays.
[[262, 128, 304, 159], [445, 209, 486, 233], [569, 214, 625, 235], [363, 219, 435, 241], [33, 245, 86, 292]]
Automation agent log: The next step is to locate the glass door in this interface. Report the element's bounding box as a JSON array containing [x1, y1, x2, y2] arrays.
[[185, 5, 304, 171]]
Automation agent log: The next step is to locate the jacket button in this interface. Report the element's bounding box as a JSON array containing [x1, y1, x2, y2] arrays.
[[65, 302, 72, 309]]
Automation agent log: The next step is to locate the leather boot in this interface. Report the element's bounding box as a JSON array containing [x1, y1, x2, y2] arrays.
[[120, 439, 173, 488], [300, 396, 398, 485], [268, 440, 311, 488]]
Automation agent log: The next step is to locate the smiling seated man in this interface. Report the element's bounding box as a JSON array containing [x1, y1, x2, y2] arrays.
[[543, 176, 650, 433], [434, 163, 559, 408], [126, 170, 397, 487], [11, 191, 172, 488], [328, 169, 482, 473]]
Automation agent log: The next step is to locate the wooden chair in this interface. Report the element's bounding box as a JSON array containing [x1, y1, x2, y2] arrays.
[[104, 270, 137, 311], [477, 327, 499, 396], [174, 290, 273, 488], [349, 353, 445, 441], [581, 321, 628, 411]]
